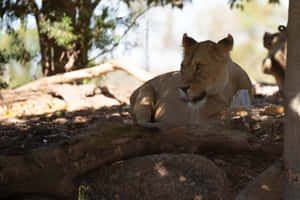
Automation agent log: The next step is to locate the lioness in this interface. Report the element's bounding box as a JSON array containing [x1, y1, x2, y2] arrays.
[[263, 25, 287, 90], [130, 34, 252, 128]]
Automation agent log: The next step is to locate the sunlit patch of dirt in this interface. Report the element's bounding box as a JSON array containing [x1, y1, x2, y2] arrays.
[[0, 105, 131, 155]]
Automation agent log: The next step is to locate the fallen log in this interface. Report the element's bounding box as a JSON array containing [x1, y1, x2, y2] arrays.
[[0, 120, 282, 199], [0, 59, 153, 110], [15, 60, 156, 91]]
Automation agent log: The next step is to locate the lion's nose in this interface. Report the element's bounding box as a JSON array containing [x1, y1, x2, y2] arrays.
[[180, 86, 190, 94]]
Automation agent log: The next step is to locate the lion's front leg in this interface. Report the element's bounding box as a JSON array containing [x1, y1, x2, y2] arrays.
[[131, 84, 155, 125]]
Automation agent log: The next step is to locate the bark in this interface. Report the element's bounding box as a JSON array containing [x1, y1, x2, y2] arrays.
[[0, 121, 281, 199], [38, 1, 74, 76], [284, 0, 300, 198], [15, 60, 155, 91], [37, 0, 95, 76], [39, 35, 68, 76]]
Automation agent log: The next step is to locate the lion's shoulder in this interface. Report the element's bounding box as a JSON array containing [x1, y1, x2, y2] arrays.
[[130, 71, 181, 105]]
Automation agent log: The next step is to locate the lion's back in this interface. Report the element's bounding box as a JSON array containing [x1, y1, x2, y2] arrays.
[[130, 71, 181, 106]]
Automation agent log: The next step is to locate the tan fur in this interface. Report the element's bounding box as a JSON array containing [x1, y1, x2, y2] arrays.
[[130, 34, 252, 127], [262, 25, 287, 90]]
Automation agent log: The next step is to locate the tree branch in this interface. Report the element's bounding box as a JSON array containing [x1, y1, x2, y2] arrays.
[[15, 59, 156, 91], [91, 0, 102, 10], [89, 7, 152, 62]]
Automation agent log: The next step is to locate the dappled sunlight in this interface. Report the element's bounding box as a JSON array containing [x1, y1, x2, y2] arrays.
[[154, 161, 169, 177], [193, 195, 204, 200], [261, 184, 272, 192], [0, 0, 294, 199], [76, 154, 232, 199], [179, 175, 187, 182], [0, 82, 286, 198], [0, 84, 129, 118], [0, 104, 131, 155], [0, 97, 67, 118]]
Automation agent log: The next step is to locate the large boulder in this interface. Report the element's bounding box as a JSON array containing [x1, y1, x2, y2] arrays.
[[77, 154, 233, 200]]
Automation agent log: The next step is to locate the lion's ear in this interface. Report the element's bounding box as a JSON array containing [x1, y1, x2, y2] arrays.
[[182, 33, 197, 48], [217, 34, 234, 53]]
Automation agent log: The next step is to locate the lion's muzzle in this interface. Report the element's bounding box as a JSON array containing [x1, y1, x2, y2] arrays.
[[178, 87, 207, 103]]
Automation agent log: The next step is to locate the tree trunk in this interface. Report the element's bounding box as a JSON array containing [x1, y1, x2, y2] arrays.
[[284, 0, 300, 198], [40, 35, 68, 76], [37, 0, 93, 76], [0, 121, 281, 199]]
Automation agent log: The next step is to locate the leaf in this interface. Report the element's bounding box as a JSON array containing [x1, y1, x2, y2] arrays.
[[265, 106, 284, 114], [269, 0, 280, 4]]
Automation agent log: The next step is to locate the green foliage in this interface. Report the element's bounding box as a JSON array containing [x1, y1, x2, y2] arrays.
[[0, 0, 284, 81], [145, 0, 189, 8], [0, 81, 9, 89], [0, 0, 198, 73], [229, 0, 280, 10], [92, 6, 127, 55], [39, 13, 78, 49], [8, 60, 36, 88], [93, 8, 119, 49], [77, 185, 90, 200], [0, 28, 39, 64], [0, 50, 10, 64], [268, 0, 280, 3], [0, 27, 40, 87]]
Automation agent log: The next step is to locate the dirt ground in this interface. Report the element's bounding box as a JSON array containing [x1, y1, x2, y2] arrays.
[[0, 80, 284, 196]]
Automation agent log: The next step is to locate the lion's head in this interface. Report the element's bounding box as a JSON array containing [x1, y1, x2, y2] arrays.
[[262, 25, 287, 90], [179, 33, 234, 106]]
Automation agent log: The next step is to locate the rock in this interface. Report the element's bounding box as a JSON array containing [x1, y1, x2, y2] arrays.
[[77, 154, 233, 200], [236, 160, 284, 200]]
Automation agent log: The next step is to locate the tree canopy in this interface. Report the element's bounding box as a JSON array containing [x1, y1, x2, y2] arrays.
[[229, 0, 280, 9], [0, 0, 187, 78], [0, 0, 282, 79]]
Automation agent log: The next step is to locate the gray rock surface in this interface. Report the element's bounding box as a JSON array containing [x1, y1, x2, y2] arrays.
[[77, 153, 232, 200]]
